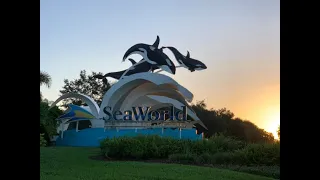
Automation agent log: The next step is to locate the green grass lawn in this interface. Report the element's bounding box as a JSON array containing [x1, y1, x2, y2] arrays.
[[40, 147, 275, 180]]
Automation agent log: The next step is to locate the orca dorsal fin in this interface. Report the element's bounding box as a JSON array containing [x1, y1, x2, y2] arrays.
[[186, 51, 190, 58], [151, 35, 160, 48]]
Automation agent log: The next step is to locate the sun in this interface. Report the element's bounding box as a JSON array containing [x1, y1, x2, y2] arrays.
[[265, 111, 280, 139]]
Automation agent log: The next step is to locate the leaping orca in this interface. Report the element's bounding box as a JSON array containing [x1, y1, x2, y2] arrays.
[[93, 59, 155, 80], [122, 36, 176, 75], [163, 46, 207, 72], [128, 58, 159, 72]]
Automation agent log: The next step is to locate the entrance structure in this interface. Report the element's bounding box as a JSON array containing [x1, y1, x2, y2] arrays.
[[50, 36, 208, 147]]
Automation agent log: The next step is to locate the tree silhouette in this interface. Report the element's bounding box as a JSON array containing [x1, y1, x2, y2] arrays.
[[192, 100, 275, 143], [40, 71, 51, 101], [277, 125, 280, 139], [59, 70, 113, 107]]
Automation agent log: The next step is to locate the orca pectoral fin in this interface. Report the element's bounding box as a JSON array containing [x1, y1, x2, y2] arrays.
[[128, 58, 137, 65]]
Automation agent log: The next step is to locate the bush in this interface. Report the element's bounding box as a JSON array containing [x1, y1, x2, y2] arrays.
[[100, 135, 279, 167], [40, 101, 63, 138], [40, 123, 50, 145], [40, 133, 47, 147], [210, 152, 235, 164], [232, 143, 280, 166], [100, 135, 188, 159], [197, 152, 214, 164], [168, 153, 199, 164], [100, 135, 279, 179], [208, 134, 246, 152]]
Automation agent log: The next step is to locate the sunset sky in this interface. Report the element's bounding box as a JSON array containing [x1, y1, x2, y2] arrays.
[[40, 0, 280, 138]]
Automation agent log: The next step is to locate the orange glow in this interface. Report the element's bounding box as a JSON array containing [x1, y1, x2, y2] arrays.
[[264, 108, 280, 139]]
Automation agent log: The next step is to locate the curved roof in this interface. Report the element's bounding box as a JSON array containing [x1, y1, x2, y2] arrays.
[[49, 93, 99, 118], [56, 104, 95, 121]]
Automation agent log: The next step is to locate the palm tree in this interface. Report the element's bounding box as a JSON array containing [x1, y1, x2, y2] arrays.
[[40, 71, 51, 101]]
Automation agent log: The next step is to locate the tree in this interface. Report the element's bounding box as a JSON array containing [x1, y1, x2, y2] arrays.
[[277, 125, 280, 139], [192, 101, 228, 137], [192, 100, 275, 143], [40, 71, 52, 101], [40, 71, 51, 87], [59, 70, 112, 107], [40, 101, 63, 143]]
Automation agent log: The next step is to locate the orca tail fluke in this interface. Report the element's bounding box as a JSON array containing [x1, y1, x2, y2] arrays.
[[93, 74, 106, 79], [102, 78, 109, 84], [164, 46, 181, 58], [103, 73, 112, 78], [94, 74, 111, 83], [165, 46, 177, 53], [162, 46, 183, 65]]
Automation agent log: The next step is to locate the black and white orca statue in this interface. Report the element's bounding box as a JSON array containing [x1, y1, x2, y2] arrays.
[[127, 58, 159, 72], [122, 36, 176, 75], [94, 59, 156, 80], [163, 46, 207, 72]]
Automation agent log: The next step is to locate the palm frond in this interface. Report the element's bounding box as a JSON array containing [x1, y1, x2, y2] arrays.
[[40, 71, 52, 88]]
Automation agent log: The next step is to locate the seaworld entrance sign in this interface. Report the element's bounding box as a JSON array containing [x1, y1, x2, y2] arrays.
[[49, 35, 208, 147], [102, 106, 187, 121]]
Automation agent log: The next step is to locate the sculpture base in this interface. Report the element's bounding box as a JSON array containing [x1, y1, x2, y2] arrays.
[[55, 127, 203, 147]]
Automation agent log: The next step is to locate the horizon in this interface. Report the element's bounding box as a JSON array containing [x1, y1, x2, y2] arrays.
[[40, 0, 280, 138]]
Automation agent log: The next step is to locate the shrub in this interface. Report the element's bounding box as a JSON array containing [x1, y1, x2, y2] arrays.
[[40, 133, 47, 147], [168, 153, 199, 164], [40, 101, 63, 138], [100, 135, 188, 159], [232, 143, 280, 166], [208, 134, 246, 152], [197, 152, 214, 164], [210, 152, 235, 164], [100, 135, 279, 167], [100, 135, 279, 179], [101, 136, 141, 159]]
